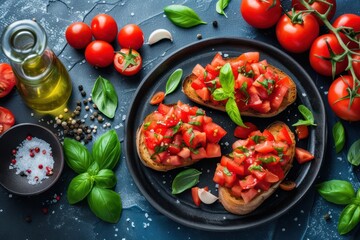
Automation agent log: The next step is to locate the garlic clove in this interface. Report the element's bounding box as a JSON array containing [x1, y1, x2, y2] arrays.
[[148, 29, 173, 45], [198, 188, 218, 204]]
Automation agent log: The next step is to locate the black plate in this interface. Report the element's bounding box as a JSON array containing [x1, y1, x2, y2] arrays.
[[124, 37, 326, 231]]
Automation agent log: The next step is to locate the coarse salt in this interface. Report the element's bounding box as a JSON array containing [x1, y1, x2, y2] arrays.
[[9, 136, 54, 185]]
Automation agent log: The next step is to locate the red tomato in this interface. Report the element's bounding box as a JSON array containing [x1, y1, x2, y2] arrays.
[[117, 24, 144, 50], [114, 48, 142, 76], [203, 122, 227, 143], [0, 106, 15, 134], [150, 91, 165, 105], [332, 13, 360, 49], [292, 0, 336, 24], [191, 187, 209, 207], [279, 180, 296, 191], [295, 125, 309, 140], [351, 50, 360, 79], [85, 40, 114, 67], [328, 75, 360, 121], [234, 122, 258, 139], [65, 22, 92, 49], [276, 11, 319, 53], [309, 34, 348, 77], [90, 14, 118, 42], [295, 147, 314, 164], [0, 63, 16, 98], [277, 126, 293, 145], [240, 0, 282, 29]]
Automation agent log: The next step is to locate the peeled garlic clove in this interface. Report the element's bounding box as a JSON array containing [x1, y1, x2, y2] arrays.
[[148, 29, 173, 45], [198, 188, 218, 204]]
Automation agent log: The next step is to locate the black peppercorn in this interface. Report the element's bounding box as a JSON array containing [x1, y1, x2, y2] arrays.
[[212, 20, 218, 28]]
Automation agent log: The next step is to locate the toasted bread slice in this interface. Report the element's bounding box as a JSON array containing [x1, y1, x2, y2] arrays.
[[182, 62, 297, 118], [218, 121, 296, 215]]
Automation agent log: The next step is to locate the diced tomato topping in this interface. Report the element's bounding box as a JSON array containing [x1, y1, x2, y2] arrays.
[[265, 164, 284, 180], [263, 170, 280, 183], [211, 53, 226, 68], [240, 188, 259, 204], [227, 159, 245, 176], [269, 84, 288, 110], [224, 171, 237, 188], [205, 64, 219, 80], [277, 126, 293, 145], [213, 164, 225, 185], [230, 184, 243, 198], [256, 180, 271, 191], [191, 147, 207, 160], [255, 140, 275, 153], [191, 187, 201, 207], [237, 52, 260, 63], [295, 147, 314, 164], [262, 129, 275, 141], [192, 64, 206, 79], [195, 87, 210, 101], [248, 165, 266, 180], [203, 122, 227, 143], [234, 122, 258, 139], [191, 78, 206, 90], [240, 175, 258, 190], [177, 147, 191, 159], [206, 143, 221, 158]]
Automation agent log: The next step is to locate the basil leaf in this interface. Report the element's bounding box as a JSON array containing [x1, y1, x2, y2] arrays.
[[63, 138, 93, 174], [212, 88, 229, 101], [165, 68, 183, 96], [172, 168, 201, 194], [92, 130, 121, 170], [91, 76, 118, 118], [67, 172, 93, 204], [164, 5, 207, 28], [87, 186, 122, 223], [216, 0, 230, 18], [292, 105, 317, 126], [87, 161, 100, 176], [338, 204, 360, 235], [333, 121, 345, 153], [219, 63, 235, 95], [94, 169, 117, 188], [226, 97, 246, 127], [348, 139, 360, 166], [316, 180, 355, 205]]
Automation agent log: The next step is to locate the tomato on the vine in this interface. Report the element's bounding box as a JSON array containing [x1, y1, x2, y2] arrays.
[[65, 22, 92, 49], [292, 0, 337, 24], [328, 75, 360, 121], [351, 50, 360, 80], [114, 48, 142, 76], [90, 14, 118, 43], [332, 13, 360, 49], [117, 24, 144, 50], [276, 11, 319, 53], [0, 106, 15, 135], [309, 34, 348, 77], [85, 40, 115, 68], [0, 63, 16, 98], [240, 0, 282, 29]]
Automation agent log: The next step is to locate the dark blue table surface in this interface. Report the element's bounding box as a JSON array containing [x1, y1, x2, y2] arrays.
[[0, 0, 360, 239]]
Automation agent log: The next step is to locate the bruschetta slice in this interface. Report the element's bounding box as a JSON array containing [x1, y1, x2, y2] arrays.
[[136, 101, 227, 171], [213, 121, 296, 215], [182, 52, 297, 118]]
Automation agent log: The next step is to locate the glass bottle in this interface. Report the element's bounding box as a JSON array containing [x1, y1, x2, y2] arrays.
[[1, 19, 72, 113]]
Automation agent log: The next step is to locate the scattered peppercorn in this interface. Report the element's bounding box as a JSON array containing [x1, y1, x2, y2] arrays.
[[212, 20, 218, 28], [323, 212, 331, 221], [197, 33, 202, 40], [78, 85, 83, 91]]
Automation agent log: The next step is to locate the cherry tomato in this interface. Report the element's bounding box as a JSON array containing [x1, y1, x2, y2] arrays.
[[292, 0, 336, 25], [0, 106, 15, 135], [276, 11, 319, 53], [234, 122, 258, 139], [0, 63, 16, 98], [332, 13, 360, 49], [117, 24, 144, 50], [309, 34, 348, 77], [150, 91, 165, 105], [240, 0, 282, 29], [295, 125, 309, 140], [65, 22, 92, 49], [85, 40, 114, 67], [114, 48, 142, 76], [295, 147, 314, 164], [90, 14, 118, 43], [350, 50, 360, 79], [328, 75, 360, 121], [279, 180, 296, 191]]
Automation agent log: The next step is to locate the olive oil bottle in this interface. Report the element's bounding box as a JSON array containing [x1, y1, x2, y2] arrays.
[[1, 20, 72, 112]]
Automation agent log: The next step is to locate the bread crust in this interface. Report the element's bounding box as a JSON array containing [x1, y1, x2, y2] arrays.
[[182, 62, 297, 118], [218, 121, 296, 215]]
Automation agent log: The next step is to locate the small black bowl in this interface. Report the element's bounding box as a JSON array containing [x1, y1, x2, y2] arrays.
[[0, 123, 64, 196]]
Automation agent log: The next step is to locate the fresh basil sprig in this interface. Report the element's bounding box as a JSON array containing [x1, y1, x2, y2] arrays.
[[91, 76, 118, 118], [292, 104, 317, 126], [212, 63, 246, 127], [172, 168, 201, 194], [348, 139, 360, 166], [164, 5, 207, 28], [216, 0, 230, 18], [317, 179, 360, 235], [332, 121, 345, 153], [165, 68, 183, 96], [63, 130, 122, 223]]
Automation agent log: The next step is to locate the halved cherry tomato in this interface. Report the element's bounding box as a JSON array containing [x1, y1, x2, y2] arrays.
[[295, 125, 309, 140], [0, 63, 16, 98], [0, 106, 15, 135], [280, 180, 296, 191], [114, 48, 142, 76], [150, 91, 165, 105], [295, 147, 315, 164], [234, 122, 258, 139]]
